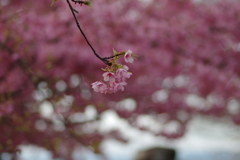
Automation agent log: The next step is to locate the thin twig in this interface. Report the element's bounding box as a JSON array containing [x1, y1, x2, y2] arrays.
[[72, 8, 79, 13], [102, 52, 125, 60], [66, 0, 111, 65], [71, 0, 85, 4]]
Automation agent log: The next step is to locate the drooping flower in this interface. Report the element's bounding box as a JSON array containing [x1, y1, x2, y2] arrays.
[[91, 81, 107, 93], [103, 72, 116, 83], [124, 50, 134, 63], [92, 49, 136, 94], [116, 68, 132, 82]]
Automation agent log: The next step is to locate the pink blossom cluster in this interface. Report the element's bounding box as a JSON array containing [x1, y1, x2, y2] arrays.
[[0, 102, 13, 117], [92, 50, 134, 93]]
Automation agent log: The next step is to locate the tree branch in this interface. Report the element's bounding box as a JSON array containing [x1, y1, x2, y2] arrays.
[[66, 0, 111, 66]]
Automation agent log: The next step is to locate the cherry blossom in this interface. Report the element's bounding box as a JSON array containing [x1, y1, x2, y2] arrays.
[[124, 50, 134, 63], [103, 72, 116, 83], [116, 68, 132, 82], [113, 81, 127, 92], [92, 49, 135, 94], [91, 81, 107, 93]]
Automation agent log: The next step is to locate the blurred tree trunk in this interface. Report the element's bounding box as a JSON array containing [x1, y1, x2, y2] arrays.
[[134, 147, 176, 160]]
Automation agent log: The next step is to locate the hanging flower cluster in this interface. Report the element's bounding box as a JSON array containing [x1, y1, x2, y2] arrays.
[[92, 50, 136, 94]]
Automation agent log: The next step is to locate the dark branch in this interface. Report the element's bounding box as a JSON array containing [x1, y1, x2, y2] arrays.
[[72, 8, 79, 13], [66, 0, 111, 66]]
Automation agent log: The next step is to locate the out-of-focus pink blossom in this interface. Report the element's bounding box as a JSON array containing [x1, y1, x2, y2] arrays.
[[103, 72, 116, 83], [91, 81, 107, 93], [116, 68, 132, 82], [0, 102, 13, 116], [124, 50, 134, 63]]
